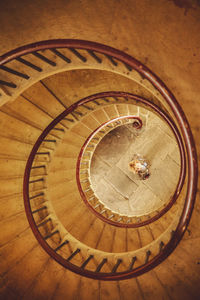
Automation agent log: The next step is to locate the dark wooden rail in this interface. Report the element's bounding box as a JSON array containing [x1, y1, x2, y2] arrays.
[[0, 40, 197, 280], [23, 90, 193, 280], [76, 97, 186, 227]]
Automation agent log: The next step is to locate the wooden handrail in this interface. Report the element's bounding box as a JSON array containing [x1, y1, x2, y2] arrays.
[[76, 99, 186, 227], [0, 39, 195, 280], [23, 91, 192, 280]]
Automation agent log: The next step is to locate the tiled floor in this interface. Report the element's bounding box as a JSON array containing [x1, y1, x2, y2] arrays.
[[90, 109, 180, 217]]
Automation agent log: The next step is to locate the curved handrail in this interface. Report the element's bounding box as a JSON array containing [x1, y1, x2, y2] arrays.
[[24, 91, 189, 280], [0, 39, 195, 279], [76, 92, 186, 228]]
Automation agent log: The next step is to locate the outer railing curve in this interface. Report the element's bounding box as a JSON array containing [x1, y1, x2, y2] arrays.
[[0, 40, 197, 280]]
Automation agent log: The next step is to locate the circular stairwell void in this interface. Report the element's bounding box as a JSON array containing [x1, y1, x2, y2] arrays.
[[0, 39, 197, 280], [76, 95, 185, 228], [89, 110, 181, 218]]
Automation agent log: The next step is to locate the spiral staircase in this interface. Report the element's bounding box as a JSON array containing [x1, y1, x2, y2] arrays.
[[0, 37, 198, 300], [0, 22, 199, 299]]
